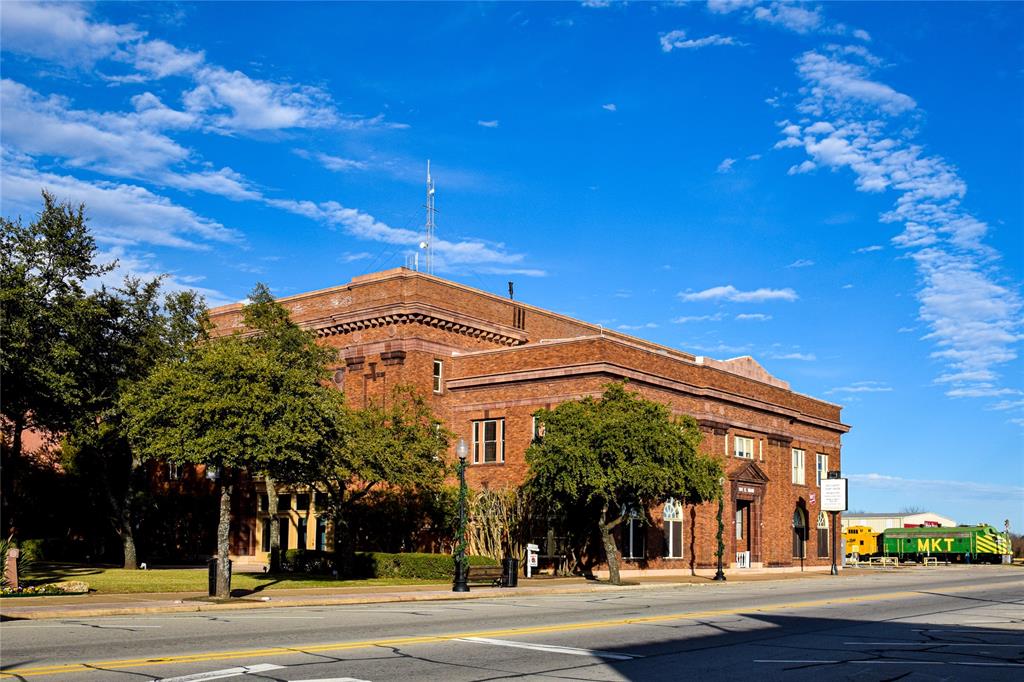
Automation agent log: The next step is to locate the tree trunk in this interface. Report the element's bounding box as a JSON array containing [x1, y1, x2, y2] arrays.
[[332, 507, 354, 578], [2, 417, 25, 536], [113, 454, 139, 570], [216, 478, 233, 599], [264, 474, 281, 572], [598, 503, 623, 586]]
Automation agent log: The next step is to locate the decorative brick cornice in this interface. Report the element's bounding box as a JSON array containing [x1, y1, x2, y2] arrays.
[[310, 304, 528, 347]]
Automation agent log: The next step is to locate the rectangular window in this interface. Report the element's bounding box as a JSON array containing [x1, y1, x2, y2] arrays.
[[817, 511, 830, 558], [532, 415, 545, 441], [297, 516, 307, 550], [296, 493, 310, 511], [278, 494, 292, 511], [791, 448, 805, 485], [736, 507, 744, 540], [432, 360, 443, 393], [261, 520, 271, 553], [168, 462, 181, 481], [622, 517, 646, 559], [280, 518, 290, 551], [734, 436, 754, 459], [816, 453, 829, 487], [472, 418, 505, 464], [259, 494, 269, 513], [315, 516, 327, 551]]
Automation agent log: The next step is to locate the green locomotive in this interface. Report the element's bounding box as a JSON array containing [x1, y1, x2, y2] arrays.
[[880, 524, 1010, 563]]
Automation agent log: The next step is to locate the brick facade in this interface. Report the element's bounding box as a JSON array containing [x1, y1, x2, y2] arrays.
[[209, 268, 849, 572]]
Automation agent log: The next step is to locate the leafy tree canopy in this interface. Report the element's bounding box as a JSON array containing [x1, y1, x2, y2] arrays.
[[525, 382, 722, 583]]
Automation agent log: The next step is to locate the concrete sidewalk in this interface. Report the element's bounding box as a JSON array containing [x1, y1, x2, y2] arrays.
[[0, 570, 839, 621]]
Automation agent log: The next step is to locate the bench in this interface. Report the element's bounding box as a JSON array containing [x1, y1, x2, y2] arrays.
[[467, 565, 503, 586], [923, 556, 939, 567]]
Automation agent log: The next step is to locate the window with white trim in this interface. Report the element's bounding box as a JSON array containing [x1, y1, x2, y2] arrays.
[[472, 418, 505, 464], [663, 499, 684, 559], [816, 510, 829, 558], [621, 508, 646, 559], [432, 360, 443, 393], [791, 448, 805, 485], [168, 462, 181, 481], [816, 453, 829, 487], [734, 436, 754, 459]]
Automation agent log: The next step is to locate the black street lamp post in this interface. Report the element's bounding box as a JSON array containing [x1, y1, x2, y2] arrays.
[[714, 476, 727, 581], [453, 438, 470, 593]]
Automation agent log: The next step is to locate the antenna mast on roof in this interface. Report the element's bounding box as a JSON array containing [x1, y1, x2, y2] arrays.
[[422, 160, 437, 275]]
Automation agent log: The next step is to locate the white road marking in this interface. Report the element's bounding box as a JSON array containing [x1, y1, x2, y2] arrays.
[[844, 642, 1022, 647], [458, 636, 641, 660], [157, 663, 284, 681], [289, 678, 373, 681]]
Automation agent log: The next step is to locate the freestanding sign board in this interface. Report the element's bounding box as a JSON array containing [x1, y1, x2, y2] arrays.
[[821, 478, 848, 512]]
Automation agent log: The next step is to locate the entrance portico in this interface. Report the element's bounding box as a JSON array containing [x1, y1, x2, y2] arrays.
[[730, 461, 769, 568]]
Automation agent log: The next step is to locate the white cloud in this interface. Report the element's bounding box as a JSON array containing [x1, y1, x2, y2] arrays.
[[716, 157, 736, 173], [797, 51, 916, 116], [1, 79, 190, 177], [0, 1, 141, 67], [91, 246, 230, 307], [294, 149, 367, 172], [340, 252, 373, 263], [753, 2, 823, 34], [746, 153, 762, 161], [581, 0, 611, 7], [602, 103, 617, 112], [1, 158, 240, 250], [852, 28, 872, 42], [679, 285, 798, 303], [477, 120, 500, 128], [826, 381, 892, 395], [854, 244, 883, 253], [618, 322, 659, 331], [786, 259, 815, 268], [184, 66, 339, 132], [673, 313, 725, 323], [125, 39, 204, 80], [788, 159, 817, 175], [736, 313, 772, 321], [768, 352, 816, 361], [848, 473, 1024, 501], [706, 0, 757, 13], [660, 30, 744, 52]]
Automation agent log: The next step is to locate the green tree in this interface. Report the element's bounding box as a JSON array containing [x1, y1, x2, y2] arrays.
[[240, 283, 338, 572], [307, 385, 449, 577], [1, 192, 112, 533], [525, 382, 722, 585], [123, 324, 344, 597], [64, 279, 207, 569]]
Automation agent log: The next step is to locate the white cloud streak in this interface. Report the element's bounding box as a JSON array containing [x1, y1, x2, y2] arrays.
[[660, 30, 744, 52], [679, 285, 798, 303], [848, 473, 1024, 502], [777, 47, 1021, 400]]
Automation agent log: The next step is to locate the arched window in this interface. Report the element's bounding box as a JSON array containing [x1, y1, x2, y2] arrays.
[[792, 507, 807, 558], [663, 499, 684, 559], [817, 511, 829, 558]]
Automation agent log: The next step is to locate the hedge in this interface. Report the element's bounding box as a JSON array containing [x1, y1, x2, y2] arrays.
[[282, 549, 493, 579]]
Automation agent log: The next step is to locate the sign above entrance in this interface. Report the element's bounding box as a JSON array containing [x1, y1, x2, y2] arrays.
[[737, 485, 756, 495], [821, 477, 848, 512]]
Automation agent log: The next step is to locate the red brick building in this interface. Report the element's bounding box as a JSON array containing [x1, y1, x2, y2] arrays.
[[209, 268, 849, 574]]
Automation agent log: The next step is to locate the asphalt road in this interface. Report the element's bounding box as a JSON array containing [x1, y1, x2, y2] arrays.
[[1, 566, 1021, 681]]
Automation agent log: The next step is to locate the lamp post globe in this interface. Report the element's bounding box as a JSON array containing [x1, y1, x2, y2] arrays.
[[453, 438, 470, 593], [714, 476, 727, 582]]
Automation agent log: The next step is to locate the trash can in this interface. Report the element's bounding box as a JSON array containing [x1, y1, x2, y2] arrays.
[[501, 557, 519, 588], [208, 557, 232, 597]]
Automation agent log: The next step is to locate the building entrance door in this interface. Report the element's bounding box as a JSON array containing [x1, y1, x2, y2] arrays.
[[735, 500, 752, 567]]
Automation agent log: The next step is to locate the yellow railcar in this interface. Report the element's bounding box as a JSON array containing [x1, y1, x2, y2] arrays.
[[844, 525, 880, 557]]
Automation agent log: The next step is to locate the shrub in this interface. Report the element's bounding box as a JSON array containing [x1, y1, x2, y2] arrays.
[[278, 550, 494, 579], [18, 539, 46, 563]]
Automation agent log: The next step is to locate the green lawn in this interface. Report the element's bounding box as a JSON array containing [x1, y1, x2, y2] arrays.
[[23, 563, 445, 594]]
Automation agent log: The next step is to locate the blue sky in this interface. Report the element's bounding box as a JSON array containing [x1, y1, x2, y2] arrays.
[[2, 1, 1021, 530]]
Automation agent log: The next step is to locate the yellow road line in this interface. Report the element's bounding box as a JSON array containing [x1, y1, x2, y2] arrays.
[[2, 580, 1020, 678]]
